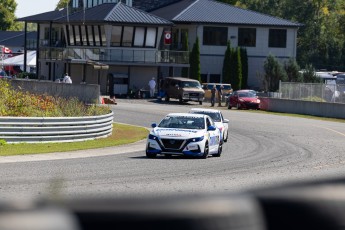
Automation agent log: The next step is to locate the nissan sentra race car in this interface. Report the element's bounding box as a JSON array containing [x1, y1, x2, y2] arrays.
[[146, 113, 222, 159], [189, 108, 229, 142]]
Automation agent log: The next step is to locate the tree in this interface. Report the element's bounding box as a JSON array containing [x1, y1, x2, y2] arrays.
[[56, 0, 70, 10], [284, 58, 302, 82], [0, 0, 18, 31], [263, 54, 287, 92], [301, 64, 322, 83], [240, 48, 248, 89], [181, 31, 189, 78], [232, 48, 242, 90], [222, 41, 232, 84], [189, 37, 201, 82], [229, 48, 237, 89]]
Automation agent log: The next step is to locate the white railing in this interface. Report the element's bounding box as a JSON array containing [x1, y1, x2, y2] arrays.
[[0, 111, 113, 143]]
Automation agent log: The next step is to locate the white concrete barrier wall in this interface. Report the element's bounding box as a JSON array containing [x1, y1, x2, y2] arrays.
[[10, 79, 100, 104], [260, 98, 345, 119], [0, 111, 114, 143]]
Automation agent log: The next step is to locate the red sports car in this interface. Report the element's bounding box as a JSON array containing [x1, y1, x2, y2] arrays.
[[228, 90, 260, 109]]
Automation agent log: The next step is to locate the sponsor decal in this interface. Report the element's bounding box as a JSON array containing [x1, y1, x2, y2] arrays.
[[156, 128, 199, 134]]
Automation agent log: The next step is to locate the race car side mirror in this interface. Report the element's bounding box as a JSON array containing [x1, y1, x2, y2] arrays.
[[151, 123, 157, 128], [223, 119, 229, 123]]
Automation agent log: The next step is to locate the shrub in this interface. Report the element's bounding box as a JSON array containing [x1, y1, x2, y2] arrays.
[[0, 80, 109, 117], [0, 139, 7, 146]]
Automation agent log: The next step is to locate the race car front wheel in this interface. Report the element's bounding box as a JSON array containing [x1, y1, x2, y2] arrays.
[[201, 142, 209, 159], [146, 151, 157, 158]]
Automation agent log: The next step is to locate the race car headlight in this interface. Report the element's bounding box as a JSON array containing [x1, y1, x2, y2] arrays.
[[148, 134, 158, 140], [257, 99, 261, 103], [191, 136, 204, 142], [239, 99, 245, 102]]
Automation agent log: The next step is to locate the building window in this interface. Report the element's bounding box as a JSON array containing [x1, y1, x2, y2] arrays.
[[81, 25, 88, 45], [93, 25, 101, 46], [122, 26, 134, 47], [238, 28, 256, 47], [134, 27, 145, 47], [87, 25, 94, 46], [145, 27, 157, 47], [66, 25, 74, 46], [100, 25, 106, 46], [74, 25, 82, 45], [269, 29, 287, 48], [111, 26, 122, 46], [203, 26, 228, 46]]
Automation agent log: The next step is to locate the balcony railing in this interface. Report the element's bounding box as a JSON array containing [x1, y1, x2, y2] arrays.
[[39, 47, 189, 64]]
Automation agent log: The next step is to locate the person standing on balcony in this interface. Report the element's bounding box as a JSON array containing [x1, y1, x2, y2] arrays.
[[148, 77, 156, 98]]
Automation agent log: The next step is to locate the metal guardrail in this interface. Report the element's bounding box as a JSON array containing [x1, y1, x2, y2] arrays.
[[0, 111, 114, 143]]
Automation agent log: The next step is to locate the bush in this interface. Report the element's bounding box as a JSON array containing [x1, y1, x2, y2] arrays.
[[17, 72, 37, 79], [0, 139, 7, 146], [0, 80, 109, 117]]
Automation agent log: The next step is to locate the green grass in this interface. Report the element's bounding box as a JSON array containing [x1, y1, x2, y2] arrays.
[[201, 104, 345, 123], [240, 109, 345, 123], [0, 123, 149, 156]]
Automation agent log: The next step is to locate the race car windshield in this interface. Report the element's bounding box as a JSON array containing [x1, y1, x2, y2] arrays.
[[193, 112, 221, 122], [158, 116, 205, 129]]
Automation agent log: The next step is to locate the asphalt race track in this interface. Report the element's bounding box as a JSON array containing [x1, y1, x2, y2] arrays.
[[0, 99, 344, 200]]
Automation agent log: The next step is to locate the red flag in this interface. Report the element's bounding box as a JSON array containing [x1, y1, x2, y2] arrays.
[[164, 31, 172, 45], [2, 47, 12, 54]]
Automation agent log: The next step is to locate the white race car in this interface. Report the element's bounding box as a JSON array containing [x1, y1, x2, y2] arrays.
[[189, 108, 229, 142], [146, 113, 222, 158]]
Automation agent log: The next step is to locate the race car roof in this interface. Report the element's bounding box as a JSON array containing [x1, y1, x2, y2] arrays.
[[166, 113, 206, 118], [189, 108, 221, 113]]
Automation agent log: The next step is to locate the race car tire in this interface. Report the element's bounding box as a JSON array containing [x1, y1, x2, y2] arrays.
[[224, 132, 228, 142], [200, 142, 209, 159], [212, 142, 222, 157], [165, 95, 170, 102], [228, 103, 232, 109], [146, 151, 157, 158], [199, 101, 202, 105]]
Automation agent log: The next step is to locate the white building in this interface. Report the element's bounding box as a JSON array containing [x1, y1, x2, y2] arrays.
[[18, 0, 301, 94]]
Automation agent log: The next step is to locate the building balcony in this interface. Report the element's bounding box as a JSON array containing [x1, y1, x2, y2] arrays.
[[39, 47, 189, 65]]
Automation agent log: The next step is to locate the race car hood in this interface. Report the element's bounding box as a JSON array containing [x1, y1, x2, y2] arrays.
[[152, 128, 205, 139]]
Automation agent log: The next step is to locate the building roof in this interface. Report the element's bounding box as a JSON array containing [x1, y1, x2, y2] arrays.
[[17, 9, 69, 22], [19, 2, 172, 26], [150, 0, 302, 27], [0, 31, 37, 47]]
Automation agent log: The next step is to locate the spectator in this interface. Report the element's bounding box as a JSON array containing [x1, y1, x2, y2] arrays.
[[210, 84, 216, 107], [217, 85, 223, 107], [63, 73, 72, 84], [148, 77, 156, 98]]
